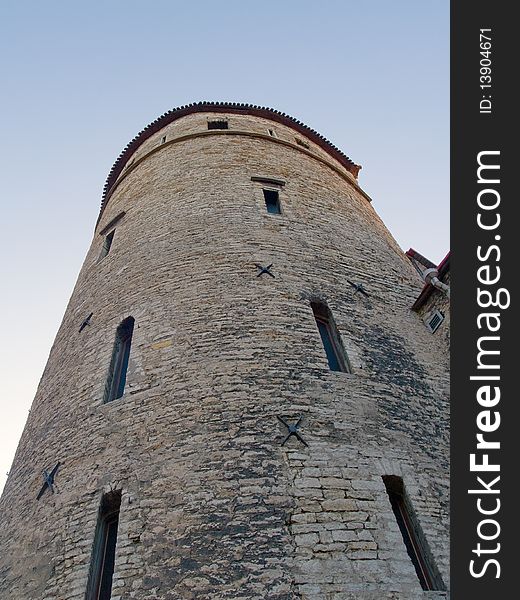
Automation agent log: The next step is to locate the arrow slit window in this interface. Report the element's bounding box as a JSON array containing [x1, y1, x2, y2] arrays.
[[104, 317, 134, 403], [311, 301, 350, 373], [86, 491, 122, 600], [99, 230, 115, 260], [382, 476, 445, 591]]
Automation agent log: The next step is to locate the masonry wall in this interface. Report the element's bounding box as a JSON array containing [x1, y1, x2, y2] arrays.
[[415, 273, 451, 350], [0, 110, 449, 599]]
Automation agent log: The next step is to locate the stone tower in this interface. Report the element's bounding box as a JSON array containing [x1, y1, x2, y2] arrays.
[[0, 102, 449, 600]]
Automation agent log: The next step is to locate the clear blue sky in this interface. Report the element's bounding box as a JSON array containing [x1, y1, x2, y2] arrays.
[[0, 1, 449, 492]]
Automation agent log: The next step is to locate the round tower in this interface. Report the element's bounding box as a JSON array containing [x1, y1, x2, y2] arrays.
[[0, 102, 449, 599]]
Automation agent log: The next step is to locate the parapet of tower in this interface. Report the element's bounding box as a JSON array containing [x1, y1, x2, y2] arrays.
[[0, 102, 450, 600]]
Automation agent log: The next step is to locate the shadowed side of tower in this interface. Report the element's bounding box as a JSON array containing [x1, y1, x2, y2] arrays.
[[0, 103, 449, 600]]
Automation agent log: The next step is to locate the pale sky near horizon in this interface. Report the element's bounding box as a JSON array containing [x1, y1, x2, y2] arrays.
[[0, 0, 449, 493]]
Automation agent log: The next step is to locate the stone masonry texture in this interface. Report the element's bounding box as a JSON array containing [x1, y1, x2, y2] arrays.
[[415, 273, 451, 350], [0, 104, 450, 599]]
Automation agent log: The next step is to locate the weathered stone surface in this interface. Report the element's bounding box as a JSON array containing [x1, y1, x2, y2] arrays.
[[0, 107, 449, 599]]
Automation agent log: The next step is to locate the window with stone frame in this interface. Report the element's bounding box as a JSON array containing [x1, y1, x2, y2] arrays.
[[311, 301, 351, 373], [104, 317, 134, 402], [99, 230, 115, 260], [382, 475, 445, 591], [263, 189, 282, 214], [85, 490, 122, 600], [207, 120, 228, 130]]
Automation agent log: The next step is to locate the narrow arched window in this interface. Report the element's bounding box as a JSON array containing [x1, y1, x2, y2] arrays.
[[104, 317, 134, 403], [382, 476, 445, 591], [311, 301, 351, 373], [86, 490, 122, 600]]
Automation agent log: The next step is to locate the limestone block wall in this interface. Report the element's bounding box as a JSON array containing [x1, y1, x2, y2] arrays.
[[0, 105, 449, 599]]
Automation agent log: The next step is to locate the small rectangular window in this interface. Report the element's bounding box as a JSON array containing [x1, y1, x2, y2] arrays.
[[263, 189, 281, 215], [161, 135, 167, 144], [208, 120, 228, 130], [104, 317, 134, 403], [100, 230, 115, 260], [86, 491, 122, 600], [383, 476, 445, 591], [425, 310, 444, 333], [311, 302, 350, 373], [268, 129, 276, 137]]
